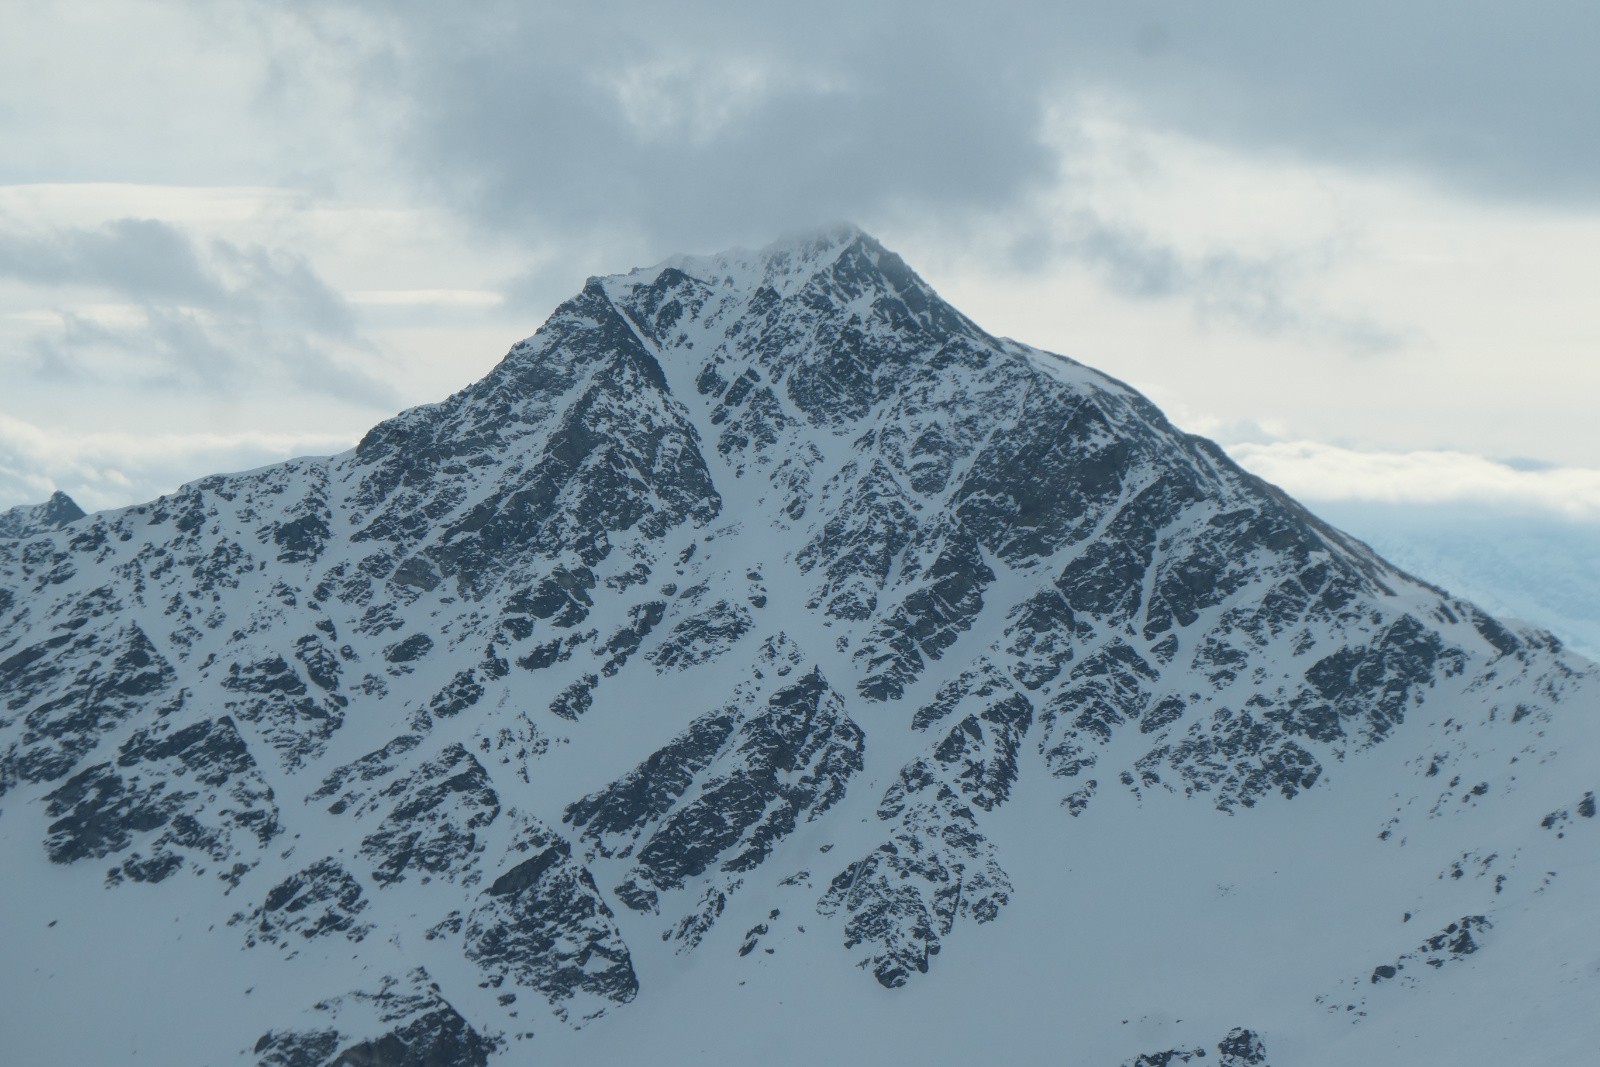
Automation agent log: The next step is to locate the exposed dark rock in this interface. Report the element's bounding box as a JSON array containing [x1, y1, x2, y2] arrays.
[[356, 744, 501, 886], [254, 1028, 340, 1067], [463, 823, 638, 1017], [44, 716, 279, 885], [1299, 614, 1460, 747], [796, 461, 918, 621], [1003, 589, 1083, 690], [272, 513, 331, 565], [384, 633, 434, 664], [597, 600, 666, 675], [549, 675, 599, 721], [255, 969, 489, 1067], [1216, 1028, 1270, 1067], [648, 599, 753, 671], [737, 919, 772, 957], [327, 1008, 488, 1067], [818, 762, 1011, 987], [1148, 707, 1323, 811], [1038, 640, 1156, 781], [223, 654, 343, 770], [616, 669, 864, 907], [44, 762, 182, 864], [857, 533, 994, 700], [0, 624, 177, 795], [1367, 915, 1492, 990], [1, 224, 1587, 1058], [917, 665, 1033, 812], [564, 708, 739, 858], [428, 669, 486, 719], [953, 388, 1134, 563], [311, 734, 424, 814], [294, 634, 342, 692], [1123, 1048, 1206, 1067], [238, 857, 371, 948]]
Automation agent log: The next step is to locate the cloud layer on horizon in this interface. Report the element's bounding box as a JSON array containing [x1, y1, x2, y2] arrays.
[[1225, 440, 1600, 522]]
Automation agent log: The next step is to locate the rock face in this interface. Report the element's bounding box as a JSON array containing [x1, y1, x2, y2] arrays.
[[234, 857, 373, 950], [1, 226, 1596, 1066]]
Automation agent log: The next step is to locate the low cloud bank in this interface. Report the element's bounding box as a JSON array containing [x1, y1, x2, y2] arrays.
[[1226, 440, 1600, 521]]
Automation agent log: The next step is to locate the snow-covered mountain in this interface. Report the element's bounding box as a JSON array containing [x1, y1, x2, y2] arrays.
[[2, 226, 1596, 1066]]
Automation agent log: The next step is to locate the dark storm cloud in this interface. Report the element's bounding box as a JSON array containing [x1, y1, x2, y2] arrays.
[[289, 0, 1060, 251], [288, 0, 1600, 257], [1112, 1, 1600, 206]]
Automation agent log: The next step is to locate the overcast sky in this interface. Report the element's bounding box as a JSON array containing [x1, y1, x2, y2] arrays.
[[3, 1, 1598, 528]]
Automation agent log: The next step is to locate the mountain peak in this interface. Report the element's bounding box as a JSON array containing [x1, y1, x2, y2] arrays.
[[597, 222, 887, 299], [572, 224, 983, 364], [0, 488, 85, 539]]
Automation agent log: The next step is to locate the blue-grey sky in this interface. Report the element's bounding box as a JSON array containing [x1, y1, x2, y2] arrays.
[[2, 0, 1598, 522]]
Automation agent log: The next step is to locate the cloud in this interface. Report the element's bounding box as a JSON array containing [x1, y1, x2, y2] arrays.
[[1023, 210, 1406, 354], [0, 217, 393, 404], [17, 3, 1598, 237], [279, 1, 1059, 253], [6, 6, 1577, 369], [4, 4, 1597, 515], [260, 0, 1600, 263], [0, 217, 225, 303], [1225, 440, 1600, 521], [1107, 1, 1600, 207], [0, 217, 347, 326]]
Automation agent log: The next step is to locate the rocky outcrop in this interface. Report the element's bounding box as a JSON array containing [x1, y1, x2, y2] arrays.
[[235, 857, 373, 949], [461, 823, 638, 1020], [346, 743, 502, 887], [606, 667, 865, 922], [253, 969, 492, 1067], [1122, 1029, 1271, 1067], [43, 714, 279, 886]]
